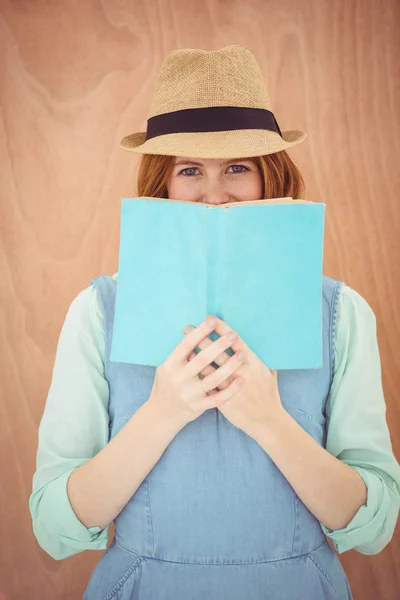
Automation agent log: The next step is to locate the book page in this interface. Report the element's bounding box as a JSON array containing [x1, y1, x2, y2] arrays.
[[138, 196, 315, 207]]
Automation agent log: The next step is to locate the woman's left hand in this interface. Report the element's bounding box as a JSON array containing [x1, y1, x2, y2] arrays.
[[182, 316, 285, 438]]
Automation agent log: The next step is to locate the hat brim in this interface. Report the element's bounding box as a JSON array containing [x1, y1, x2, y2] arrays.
[[119, 129, 307, 158]]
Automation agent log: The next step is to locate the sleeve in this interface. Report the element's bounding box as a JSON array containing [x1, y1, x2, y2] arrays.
[[320, 283, 400, 554], [28, 284, 111, 560]]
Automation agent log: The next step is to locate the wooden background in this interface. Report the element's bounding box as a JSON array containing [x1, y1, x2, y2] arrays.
[[1, 1, 399, 598]]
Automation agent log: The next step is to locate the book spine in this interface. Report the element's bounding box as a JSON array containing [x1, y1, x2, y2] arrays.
[[206, 208, 227, 322]]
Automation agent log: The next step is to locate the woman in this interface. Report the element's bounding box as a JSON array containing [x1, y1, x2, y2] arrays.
[[29, 45, 400, 600]]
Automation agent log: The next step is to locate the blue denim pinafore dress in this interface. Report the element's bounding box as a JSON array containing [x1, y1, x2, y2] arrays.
[[83, 274, 353, 600]]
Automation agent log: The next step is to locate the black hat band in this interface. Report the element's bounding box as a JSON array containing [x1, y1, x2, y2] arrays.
[[145, 106, 283, 141]]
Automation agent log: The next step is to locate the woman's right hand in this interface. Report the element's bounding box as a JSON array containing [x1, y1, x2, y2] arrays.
[[148, 315, 246, 426]]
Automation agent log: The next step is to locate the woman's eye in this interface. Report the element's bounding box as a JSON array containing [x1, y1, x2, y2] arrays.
[[178, 167, 198, 176], [178, 165, 248, 177], [229, 165, 248, 174]]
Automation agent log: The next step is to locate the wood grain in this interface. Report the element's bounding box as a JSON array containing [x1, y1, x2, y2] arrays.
[[0, 1, 399, 598]]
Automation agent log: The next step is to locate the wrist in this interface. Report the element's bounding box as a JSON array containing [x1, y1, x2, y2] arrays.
[[251, 407, 289, 445], [146, 394, 188, 433]]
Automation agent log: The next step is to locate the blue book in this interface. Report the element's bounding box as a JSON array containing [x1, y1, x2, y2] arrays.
[[110, 197, 326, 370]]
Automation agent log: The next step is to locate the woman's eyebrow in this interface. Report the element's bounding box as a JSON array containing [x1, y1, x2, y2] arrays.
[[174, 158, 254, 166]]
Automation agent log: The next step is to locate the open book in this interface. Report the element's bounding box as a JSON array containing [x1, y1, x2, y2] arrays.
[[110, 196, 326, 370]]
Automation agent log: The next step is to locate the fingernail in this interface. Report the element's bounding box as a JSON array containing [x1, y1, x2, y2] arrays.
[[207, 318, 217, 327], [183, 325, 193, 334]]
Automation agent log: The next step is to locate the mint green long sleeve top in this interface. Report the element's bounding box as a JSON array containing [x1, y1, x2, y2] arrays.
[[28, 273, 400, 560]]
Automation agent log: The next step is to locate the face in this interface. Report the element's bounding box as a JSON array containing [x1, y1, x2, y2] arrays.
[[166, 156, 264, 205]]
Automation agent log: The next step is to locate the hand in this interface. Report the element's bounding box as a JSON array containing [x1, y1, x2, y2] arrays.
[[183, 315, 285, 438], [148, 315, 247, 428]]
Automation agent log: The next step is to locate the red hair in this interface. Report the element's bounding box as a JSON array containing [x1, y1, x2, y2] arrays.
[[134, 151, 306, 200]]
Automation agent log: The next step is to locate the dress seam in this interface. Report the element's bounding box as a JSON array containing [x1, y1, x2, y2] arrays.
[[114, 537, 327, 566]]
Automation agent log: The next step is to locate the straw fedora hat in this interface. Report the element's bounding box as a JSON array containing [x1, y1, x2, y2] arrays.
[[120, 44, 307, 159]]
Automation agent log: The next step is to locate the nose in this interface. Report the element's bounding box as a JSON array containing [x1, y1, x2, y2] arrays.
[[201, 181, 231, 205]]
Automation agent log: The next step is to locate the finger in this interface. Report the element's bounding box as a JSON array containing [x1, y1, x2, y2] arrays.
[[186, 336, 231, 390], [211, 317, 250, 355], [184, 329, 232, 370], [200, 351, 245, 394], [187, 349, 215, 378], [185, 326, 244, 382], [184, 329, 236, 376], [193, 324, 247, 391], [170, 315, 219, 364], [188, 322, 247, 380]]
